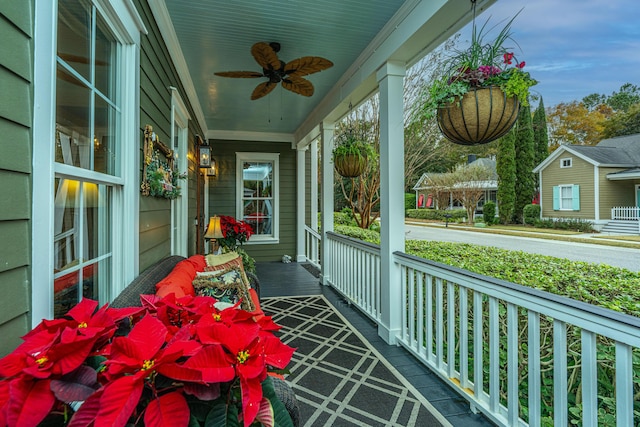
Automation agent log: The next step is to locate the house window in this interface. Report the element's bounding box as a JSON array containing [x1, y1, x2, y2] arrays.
[[560, 158, 572, 168], [236, 153, 279, 243], [52, 0, 124, 317], [553, 184, 580, 211]]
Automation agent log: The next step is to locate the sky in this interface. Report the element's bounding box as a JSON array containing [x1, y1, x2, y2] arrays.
[[456, 0, 640, 108]]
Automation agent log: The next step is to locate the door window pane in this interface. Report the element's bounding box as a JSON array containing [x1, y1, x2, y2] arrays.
[[56, 65, 91, 168], [94, 96, 119, 174], [242, 161, 274, 236], [95, 13, 117, 100]]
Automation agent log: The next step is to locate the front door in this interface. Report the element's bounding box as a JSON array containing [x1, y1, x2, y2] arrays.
[[171, 89, 190, 256]]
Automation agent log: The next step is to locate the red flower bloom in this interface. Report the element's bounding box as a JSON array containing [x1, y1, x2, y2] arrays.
[[503, 52, 514, 64]]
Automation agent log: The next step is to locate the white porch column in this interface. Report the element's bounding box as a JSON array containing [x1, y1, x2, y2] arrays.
[[310, 139, 319, 232], [377, 61, 406, 344], [296, 145, 307, 262], [320, 122, 335, 285]]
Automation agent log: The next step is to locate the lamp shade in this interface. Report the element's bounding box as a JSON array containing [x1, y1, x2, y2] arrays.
[[204, 216, 224, 239]]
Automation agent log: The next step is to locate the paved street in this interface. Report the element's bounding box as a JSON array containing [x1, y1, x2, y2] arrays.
[[405, 223, 640, 272]]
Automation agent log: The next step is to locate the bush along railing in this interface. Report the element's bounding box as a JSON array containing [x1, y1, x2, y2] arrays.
[[394, 251, 640, 427], [304, 225, 321, 268], [325, 231, 381, 322], [406, 208, 467, 222]]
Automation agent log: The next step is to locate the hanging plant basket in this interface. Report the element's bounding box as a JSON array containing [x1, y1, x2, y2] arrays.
[[437, 86, 520, 146], [334, 153, 367, 178]]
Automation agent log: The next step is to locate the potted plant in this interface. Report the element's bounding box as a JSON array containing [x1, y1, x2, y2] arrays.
[[423, 10, 537, 145], [331, 132, 374, 178], [0, 296, 295, 427]]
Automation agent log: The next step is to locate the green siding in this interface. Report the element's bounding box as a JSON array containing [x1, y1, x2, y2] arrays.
[[134, 0, 204, 271], [0, 2, 33, 357], [540, 154, 594, 219], [209, 140, 297, 262], [598, 169, 639, 219]]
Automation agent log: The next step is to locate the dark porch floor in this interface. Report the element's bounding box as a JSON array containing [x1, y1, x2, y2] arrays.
[[256, 261, 495, 427]]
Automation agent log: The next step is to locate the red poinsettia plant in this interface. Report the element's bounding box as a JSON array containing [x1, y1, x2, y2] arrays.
[[219, 216, 254, 251], [0, 294, 295, 427]]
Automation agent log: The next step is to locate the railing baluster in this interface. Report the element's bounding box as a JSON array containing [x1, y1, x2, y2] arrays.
[[417, 271, 425, 358], [447, 281, 455, 379], [489, 296, 499, 413], [507, 303, 519, 426], [409, 266, 416, 347], [554, 319, 568, 427], [473, 290, 483, 401], [528, 311, 541, 427], [615, 342, 633, 427], [401, 265, 408, 341], [436, 277, 444, 371], [426, 273, 433, 362], [581, 330, 597, 427], [459, 287, 469, 390]]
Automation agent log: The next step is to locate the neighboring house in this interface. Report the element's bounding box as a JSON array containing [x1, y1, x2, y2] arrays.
[[533, 133, 640, 232], [412, 157, 498, 212]]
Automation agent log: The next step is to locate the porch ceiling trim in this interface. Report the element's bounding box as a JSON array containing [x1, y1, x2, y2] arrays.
[[606, 168, 640, 180], [148, 1, 208, 135], [207, 130, 294, 144], [294, 0, 496, 144]]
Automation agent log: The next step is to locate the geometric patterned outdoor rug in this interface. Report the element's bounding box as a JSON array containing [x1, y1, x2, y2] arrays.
[[261, 295, 451, 427]]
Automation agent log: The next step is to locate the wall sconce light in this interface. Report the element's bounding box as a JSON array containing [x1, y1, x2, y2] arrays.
[[207, 158, 217, 177], [199, 145, 211, 168], [204, 215, 224, 254]]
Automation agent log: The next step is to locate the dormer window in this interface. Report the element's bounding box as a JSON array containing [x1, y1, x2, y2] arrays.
[[560, 158, 572, 168]]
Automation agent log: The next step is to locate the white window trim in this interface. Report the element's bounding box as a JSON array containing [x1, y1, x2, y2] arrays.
[[236, 152, 280, 244], [32, 0, 143, 324], [170, 87, 190, 257], [560, 158, 572, 168], [558, 184, 574, 211]]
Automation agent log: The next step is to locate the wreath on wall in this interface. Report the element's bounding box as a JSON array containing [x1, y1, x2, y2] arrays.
[[141, 124, 186, 199]]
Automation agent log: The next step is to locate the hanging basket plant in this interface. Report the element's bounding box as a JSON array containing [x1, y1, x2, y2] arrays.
[[423, 5, 537, 146], [332, 133, 373, 178], [437, 85, 520, 145]]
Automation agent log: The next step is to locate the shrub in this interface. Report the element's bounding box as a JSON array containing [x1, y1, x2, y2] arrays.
[[533, 218, 594, 232], [406, 208, 467, 221], [405, 193, 417, 212], [482, 201, 497, 225], [523, 203, 540, 225]]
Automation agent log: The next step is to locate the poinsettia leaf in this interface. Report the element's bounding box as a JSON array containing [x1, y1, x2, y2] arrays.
[[182, 345, 235, 383], [261, 378, 294, 427], [240, 376, 264, 427], [262, 335, 296, 370], [67, 388, 103, 427], [183, 382, 221, 401], [144, 391, 190, 427], [7, 377, 55, 427], [51, 365, 99, 402], [96, 375, 144, 426], [204, 399, 239, 427], [253, 397, 274, 427]]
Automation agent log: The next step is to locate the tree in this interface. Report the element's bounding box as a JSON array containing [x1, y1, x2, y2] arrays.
[[602, 103, 640, 138], [546, 101, 606, 148], [513, 105, 535, 223], [335, 101, 380, 230], [496, 129, 516, 224], [607, 83, 640, 112], [423, 172, 456, 210], [449, 163, 495, 224], [532, 98, 549, 189]]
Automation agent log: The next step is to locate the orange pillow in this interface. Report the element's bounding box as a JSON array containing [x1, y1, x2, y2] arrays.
[[155, 260, 198, 296], [156, 282, 187, 299], [186, 255, 207, 272]]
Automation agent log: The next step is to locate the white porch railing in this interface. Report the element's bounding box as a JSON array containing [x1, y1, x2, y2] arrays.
[[325, 231, 381, 322], [611, 206, 640, 220], [323, 231, 640, 427], [304, 225, 321, 268]]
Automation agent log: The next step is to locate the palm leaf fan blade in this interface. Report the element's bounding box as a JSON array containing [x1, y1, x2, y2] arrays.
[[282, 76, 314, 97], [214, 71, 264, 78], [284, 56, 333, 77], [251, 81, 277, 100], [251, 42, 281, 70]]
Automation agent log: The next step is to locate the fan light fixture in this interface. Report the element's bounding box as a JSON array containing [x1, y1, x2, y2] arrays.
[[214, 42, 333, 100]]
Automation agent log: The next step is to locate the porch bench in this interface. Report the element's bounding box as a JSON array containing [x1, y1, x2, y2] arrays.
[[110, 255, 300, 426]]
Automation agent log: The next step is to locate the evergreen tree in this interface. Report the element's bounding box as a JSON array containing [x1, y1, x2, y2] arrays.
[[496, 129, 516, 224], [513, 105, 535, 223], [532, 98, 549, 190]]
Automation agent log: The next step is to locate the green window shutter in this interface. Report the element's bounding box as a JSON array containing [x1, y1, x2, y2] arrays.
[[572, 185, 580, 210], [552, 186, 560, 210]]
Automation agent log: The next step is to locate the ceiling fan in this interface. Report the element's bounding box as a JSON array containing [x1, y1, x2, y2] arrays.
[[214, 42, 333, 100]]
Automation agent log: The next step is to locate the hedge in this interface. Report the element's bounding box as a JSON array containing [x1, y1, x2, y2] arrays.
[[406, 208, 467, 221]]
